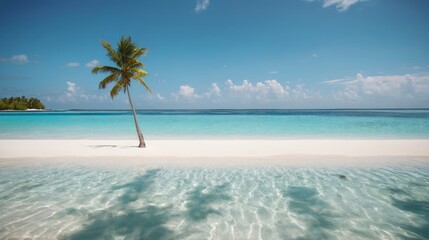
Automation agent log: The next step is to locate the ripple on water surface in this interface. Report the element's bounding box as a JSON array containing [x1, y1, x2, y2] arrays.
[[0, 161, 428, 239]]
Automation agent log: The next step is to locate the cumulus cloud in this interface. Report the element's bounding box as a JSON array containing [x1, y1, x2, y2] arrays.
[[180, 85, 199, 98], [305, 0, 365, 11], [204, 83, 222, 98], [163, 74, 424, 107], [195, 0, 209, 13], [225, 79, 289, 101], [173, 85, 202, 100], [67, 62, 80, 68], [292, 84, 315, 100], [211, 83, 221, 96], [0, 54, 29, 64], [66, 81, 77, 96], [60, 81, 108, 102], [325, 73, 429, 101], [85, 59, 99, 68], [65, 81, 80, 99], [171, 83, 223, 103]]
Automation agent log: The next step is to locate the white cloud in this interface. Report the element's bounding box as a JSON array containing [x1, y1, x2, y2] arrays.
[[60, 81, 108, 103], [292, 84, 312, 100], [195, 0, 210, 13], [323, 0, 361, 11], [325, 73, 429, 101], [11, 55, 29, 64], [226, 79, 288, 97], [180, 85, 197, 97], [334, 86, 360, 101], [266, 80, 288, 97], [156, 93, 165, 100], [85, 59, 99, 68], [66, 81, 78, 97], [67, 62, 80, 68], [305, 0, 364, 11], [173, 85, 202, 100], [323, 78, 349, 84], [269, 71, 279, 74], [211, 83, 221, 96], [204, 83, 222, 98], [0, 54, 29, 64], [164, 73, 428, 108], [225, 79, 290, 103], [171, 83, 222, 103]]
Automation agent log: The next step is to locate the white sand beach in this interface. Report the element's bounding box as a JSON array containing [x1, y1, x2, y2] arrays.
[[1, 139, 428, 159]]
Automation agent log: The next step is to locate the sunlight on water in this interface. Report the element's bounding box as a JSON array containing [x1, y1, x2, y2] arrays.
[[0, 161, 428, 239]]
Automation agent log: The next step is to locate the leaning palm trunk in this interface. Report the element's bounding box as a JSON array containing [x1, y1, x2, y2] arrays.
[[92, 36, 151, 148], [126, 87, 146, 148]]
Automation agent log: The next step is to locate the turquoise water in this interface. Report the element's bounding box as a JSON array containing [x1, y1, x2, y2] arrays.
[[1, 109, 429, 239], [0, 160, 428, 239], [0, 109, 429, 139]]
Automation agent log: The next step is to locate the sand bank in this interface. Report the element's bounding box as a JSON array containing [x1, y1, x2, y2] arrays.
[[0, 139, 428, 159]]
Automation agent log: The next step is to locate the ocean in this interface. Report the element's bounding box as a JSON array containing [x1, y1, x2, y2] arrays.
[[1, 109, 429, 139], [0, 109, 428, 239]]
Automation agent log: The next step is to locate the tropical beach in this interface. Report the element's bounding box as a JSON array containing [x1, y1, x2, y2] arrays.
[[2, 109, 429, 158], [1, 0, 429, 239]]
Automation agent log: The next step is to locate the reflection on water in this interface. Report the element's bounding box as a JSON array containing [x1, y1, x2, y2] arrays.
[[0, 161, 428, 239]]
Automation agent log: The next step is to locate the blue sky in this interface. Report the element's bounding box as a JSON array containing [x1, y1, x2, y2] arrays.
[[1, 0, 429, 109]]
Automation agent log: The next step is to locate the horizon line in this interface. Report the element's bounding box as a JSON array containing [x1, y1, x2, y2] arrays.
[[2, 108, 429, 112]]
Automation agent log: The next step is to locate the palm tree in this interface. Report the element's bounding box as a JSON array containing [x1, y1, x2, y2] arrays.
[[92, 36, 151, 148]]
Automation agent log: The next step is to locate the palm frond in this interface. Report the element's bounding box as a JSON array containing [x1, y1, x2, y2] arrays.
[[101, 40, 122, 67], [92, 65, 121, 74], [118, 36, 135, 64], [133, 75, 152, 94], [130, 68, 148, 77], [99, 72, 120, 89], [126, 58, 144, 69], [129, 62, 144, 69], [132, 48, 147, 59], [110, 80, 125, 99]]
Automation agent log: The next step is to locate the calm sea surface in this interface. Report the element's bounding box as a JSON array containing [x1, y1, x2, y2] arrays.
[[1, 109, 429, 139]]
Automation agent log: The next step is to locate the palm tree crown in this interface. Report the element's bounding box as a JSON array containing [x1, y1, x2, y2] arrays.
[[92, 36, 151, 98]]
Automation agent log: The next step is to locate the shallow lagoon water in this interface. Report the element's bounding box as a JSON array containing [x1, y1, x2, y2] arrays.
[[1, 109, 429, 139], [0, 160, 428, 239]]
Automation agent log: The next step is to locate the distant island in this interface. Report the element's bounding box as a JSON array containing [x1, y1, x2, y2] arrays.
[[0, 97, 45, 110]]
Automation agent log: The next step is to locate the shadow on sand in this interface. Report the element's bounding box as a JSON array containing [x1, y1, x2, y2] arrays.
[[88, 145, 118, 148], [87, 144, 138, 149]]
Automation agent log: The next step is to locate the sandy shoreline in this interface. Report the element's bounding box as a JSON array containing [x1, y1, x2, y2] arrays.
[[1, 139, 429, 159]]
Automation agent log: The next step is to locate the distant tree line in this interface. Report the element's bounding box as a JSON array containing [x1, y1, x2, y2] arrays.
[[0, 96, 45, 110]]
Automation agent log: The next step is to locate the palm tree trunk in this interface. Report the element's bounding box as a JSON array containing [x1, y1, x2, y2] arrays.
[[126, 87, 146, 148]]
